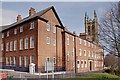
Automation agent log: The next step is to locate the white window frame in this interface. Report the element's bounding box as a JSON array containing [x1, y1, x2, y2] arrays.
[[10, 57, 12, 65], [79, 38, 82, 44], [30, 55, 34, 63], [2, 33, 4, 38], [84, 60, 87, 68], [6, 57, 8, 65], [77, 60, 80, 68], [53, 39, 56, 46], [88, 51, 90, 57], [24, 56, 28, 67], [66, 34, 69, 45], [19, 56, 22, 67], [46, 57, 50, 62], [92, 51, 94, 57], [25, 37, 28, 49], [26, 56, 28, 67], [79, 49, 82, 56], [81, 60, 84, 68], [20, 39, 23, 50], [30, 22, 34, 29], [84, 40, 86, 46], [20, 26, 23, 32], [46, 37, 50, 45], [95, 53, 96, 58], [6, 42, 9, 51], [14, 40, 17, 51], [67, 51, 70, 61], [84, 50, 86, 56], [24, 56, 27, 67], [88, 42, 90, 47], [30, 35, 34, 48], [13, 56, 16, 65], [14, 29, 17, 34], [72, 36, 74, 41], [53, 57, 56, 64], [95, 61, 96, 68], [10, 41, 13, 51], [1, 43, 3, 51], [72, 59, 75, 67], [47, 23, 50, 31], [72, 48, 75, 57], [7, 31, 9, 37], [53, 26, 56, 33]]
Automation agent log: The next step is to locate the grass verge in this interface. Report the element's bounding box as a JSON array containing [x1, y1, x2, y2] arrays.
[[60, 73, 120, 80]]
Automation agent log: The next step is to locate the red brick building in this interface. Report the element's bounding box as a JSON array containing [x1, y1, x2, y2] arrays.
[[0, 6, 104, 73]]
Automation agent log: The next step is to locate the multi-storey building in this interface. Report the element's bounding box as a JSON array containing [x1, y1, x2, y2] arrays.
[[0, 6, 104, 73]]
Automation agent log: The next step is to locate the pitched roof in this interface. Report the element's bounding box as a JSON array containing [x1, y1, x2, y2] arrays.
[[1, 6, 64, 31]]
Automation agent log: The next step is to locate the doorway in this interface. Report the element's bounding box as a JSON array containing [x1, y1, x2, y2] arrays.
[[90, 61, 92, 71]]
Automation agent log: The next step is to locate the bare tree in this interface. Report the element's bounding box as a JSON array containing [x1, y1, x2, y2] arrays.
[[104, 54, 118, 69], [99, 2, 120, 69]]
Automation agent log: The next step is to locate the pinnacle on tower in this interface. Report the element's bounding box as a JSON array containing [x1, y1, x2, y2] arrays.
[[85, 12, 87, 17], [85, 12, 89, 19], [94, 10, 97, 17]]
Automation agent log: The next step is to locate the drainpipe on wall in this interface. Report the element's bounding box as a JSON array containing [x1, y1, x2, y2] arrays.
[[74, 35, 77, 73], [56, 26, 58, 71]]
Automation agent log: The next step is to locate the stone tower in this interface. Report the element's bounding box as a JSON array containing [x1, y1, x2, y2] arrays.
[[84, 10, 98, 43]]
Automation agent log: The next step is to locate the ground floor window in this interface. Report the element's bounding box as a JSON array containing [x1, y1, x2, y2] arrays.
[[6, 57, 8, 65], [19, 56, 23, 67], [30, 55, 34, 63], [13, 56, 16, 65], [81, 60, 84, 68], [77, 60, 80, 68], [9, 57, 12, 65], [53, 57, 56, 64], [84, 60, 87, 68], [46, 57, 50, 62]]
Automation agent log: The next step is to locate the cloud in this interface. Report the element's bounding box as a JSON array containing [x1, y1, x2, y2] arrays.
[[0, 8, 18, 26]]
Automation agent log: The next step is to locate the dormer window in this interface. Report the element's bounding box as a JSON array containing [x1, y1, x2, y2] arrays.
[[2, 33, 4, 38], [7, 31, 9, 37], [14, 29, 17, 34], [72, 36, 74, 41], [20, 26, 23, 32], [30, 22, 34, 29]]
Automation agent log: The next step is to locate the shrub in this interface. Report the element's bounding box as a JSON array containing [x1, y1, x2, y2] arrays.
[[104, 69, 111, 73], [114, 69, 120, 76]]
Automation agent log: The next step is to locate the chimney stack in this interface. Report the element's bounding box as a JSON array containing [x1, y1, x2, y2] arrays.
[[17, 15, 22, 22], [29, 7, 36, 16], [73, 31, 76, 35]]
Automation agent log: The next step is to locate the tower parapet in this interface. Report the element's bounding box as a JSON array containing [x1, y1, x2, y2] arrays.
[[80, 10, 99, 44]]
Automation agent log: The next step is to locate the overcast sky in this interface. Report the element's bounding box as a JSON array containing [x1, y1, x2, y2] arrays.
[[1, 2, 114, 35]]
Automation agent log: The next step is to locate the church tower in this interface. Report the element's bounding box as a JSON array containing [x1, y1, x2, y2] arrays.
[[84, 10, 99, 43]]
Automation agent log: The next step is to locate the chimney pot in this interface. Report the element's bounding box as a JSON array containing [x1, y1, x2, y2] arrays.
[[29, 7, 36, 16], [17, 15, 22, 22]]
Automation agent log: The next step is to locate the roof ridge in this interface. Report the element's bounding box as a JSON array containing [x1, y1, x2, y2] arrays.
[[2, 6, 54, 31]]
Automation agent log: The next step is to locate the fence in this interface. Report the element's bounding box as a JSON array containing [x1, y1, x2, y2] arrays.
[[1, 71, 76, 79], [1, 69, 104, 80]]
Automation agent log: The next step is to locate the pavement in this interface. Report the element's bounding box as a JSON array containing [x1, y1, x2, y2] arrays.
[[0, 69, 67, 78]]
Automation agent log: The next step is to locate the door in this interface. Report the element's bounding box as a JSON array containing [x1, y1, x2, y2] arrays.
[[90, 61, 92, 71]]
